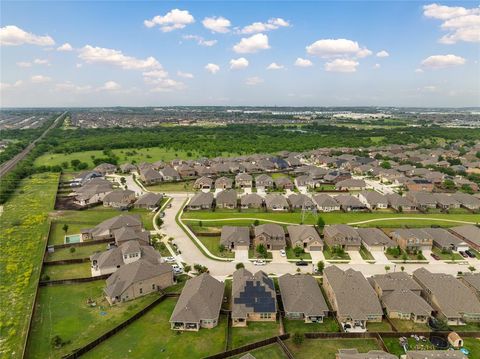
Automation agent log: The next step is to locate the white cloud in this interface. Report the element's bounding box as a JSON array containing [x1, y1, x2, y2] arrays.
[[54, 81, 91, 93], [17, 61, 32, 68], [0, 25, 55, 46], [324, 59, 359, 73], [202, 16, 231, 33], [0, 80, 23, 90], [245, 76, 264, 85], [57, 43, 73, 51], [76, 63, 83, 68], [415, 68, 424, 73], [177, 71, 194, 79], [79, 45, 161, 70], [34, 58, 50, 65], [144, 9, 194, 32], [423, 4, 480, 44], [143, 70, 185, 92], [99, 81, 121, 91], [205, 63, 220, 74], [182, 34, 217, 47], [421, 54, 466, 69], [373, 63, 381, 69], [31, 75, 52, 83], [306, 38, 371, 58], [230, 57, 249, 70], [294, 58, 313, 67], [233, 33, 270, 54], [239, 18, 290, 34], [376, 50, 389, 57], [420, 85, 438, 93], [267, 62, 284, 70]]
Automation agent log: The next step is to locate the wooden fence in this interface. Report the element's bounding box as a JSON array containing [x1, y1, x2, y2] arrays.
[[40, 274, 109, 287]]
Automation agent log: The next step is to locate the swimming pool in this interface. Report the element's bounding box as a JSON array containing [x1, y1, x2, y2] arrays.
[[64, 234, 81, 244]]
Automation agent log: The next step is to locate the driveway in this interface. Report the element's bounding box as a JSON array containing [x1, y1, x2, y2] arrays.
[[371, 251, 391, 264], [271, 250, 288, 263], [310, 250, 325, 264], [234, 249, 249, 262], [347, 250, 364, 264], [256, 188, 266, 197], [108, 174, 145, 196], [297, 186, 308, 194]]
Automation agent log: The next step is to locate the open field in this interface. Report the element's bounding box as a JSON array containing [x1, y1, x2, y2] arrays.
[[232, 344, 287, 359], [231, 321, 281, 349], [285, 338, 381, 359], [283, 317, 340, 334], [42, 262, 91, 280], [34, 146, 237, 171], [0, 173, 59, 357], [82, 297, 227, 359], [26, 282, 161, 358], [182, 210, 480, 227]]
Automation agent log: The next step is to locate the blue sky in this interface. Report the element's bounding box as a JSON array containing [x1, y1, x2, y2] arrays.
[[1, 1, 479, 107]]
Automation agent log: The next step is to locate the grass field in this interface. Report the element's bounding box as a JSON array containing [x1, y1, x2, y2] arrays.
[[197, 236, 235, 258], [82, 297, 227, 359], [146, 180, 195, 192], [432, 247, 464, 261], [366, 320, 392, 332], [26, 282, 161, 358], [232, 344, 287, 359], [181, 210, 479, 228], [283, 317, 340, 334], [323, 245, 351, 260], [463, 338, 480, 358], [0, 173, 59, 357], [389, 319, 430, 332], [286, 338, 381, 359], [285, 247, 312, 260], [231, 322, 281, 348], [45, 243, 107, 261], [34, 147, 237, 171], [382, 336, 434, 356], [42, 262, 91, 280]]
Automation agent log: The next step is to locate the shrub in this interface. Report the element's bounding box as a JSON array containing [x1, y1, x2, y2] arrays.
[[235, 262, 245, 270], [69, 247, 76, 254], [292, 332, 304, 346], [317, 260, 325, 274]]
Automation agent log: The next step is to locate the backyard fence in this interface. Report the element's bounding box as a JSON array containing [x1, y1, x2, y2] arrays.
[[48, 237, 111, 250], [40, 274, 109, 287], [43, 258, 90, 265]]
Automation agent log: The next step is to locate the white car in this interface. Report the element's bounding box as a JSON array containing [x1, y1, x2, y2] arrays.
[[253, 259, 266, 266], [165, 256, 176, 263], [280, 249, 286, 257], [172, 264, 183, 274]]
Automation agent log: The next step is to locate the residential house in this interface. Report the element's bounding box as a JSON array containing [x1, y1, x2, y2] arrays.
[[255, 174, 274, 189], [94, 163, 117, 175], [275, 177, 294, 190], [220, 226, 250, 251], [406, 179, 435, 192], [265, 194, 289, 211], [313, 194, 341, 212], [356, 228, 396, 252], [232, 269, 277, 327], [81, 214, 145, 242], [323, 266, 383, 332], [134, 192, 163, 210], [176, 164, 196, 177], [279, 274, 329, 323], [235, 173, 253, 188], [413, 268, 480, 325], [253, 224, 286, 250], [71, 171, 102, 187], [119, 163, 136, 173], [139, 168, 163, 185], [193, 176, 214, 190], [159, 166, 181, 181], [386, 193, 417, 212], [335, 179, 366, 191], [240, 193, 264, 209], [294, 175, 317, 190], [434, 193, 461, 210], [102, 189, 136, 209], [461, 273, 480, 298], [287, 193, 316, 210], [104, 260, 173, 305], [449, 225, 480, 250], [287, 225, 323, 252], [216, 189, 238, 209], [170, 273, 225, 331], [422, 228, 469, 252], [390, 229, 433, 252], [74, 178, 113, 207], [452, 192, 480, 211], [358, 191, 388, 210], [405, 351, 467, 359], [406, 191, 437, 211], [187, 192, 214, 210], [323, 224, 362, 251], [215, 176, 233, 190]]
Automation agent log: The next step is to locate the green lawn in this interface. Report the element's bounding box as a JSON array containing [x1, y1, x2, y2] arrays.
[[283, 317, 340, 334], [163, 274, 189, 294], [285, 247, 312, 260], [26, 282, 161, 358], [360, 245, 375, 260], [450, 322, 480, 332], [286, 338, 381, 359], [389, 318, 430, 332], [82, 297, 227, 359], [231, 321, 281, 348], [146, 180, 195, 192], [382, 337, 435, 356], [42, 262, 91, 280], [232, 344, 287, 359], [323, 245, 351, 260], [463, 338, 480, 358], [182, 211, 480, 228], [248, 248, 273, 260], [366, 320, 392, 332], [0, 173, 59, 357], [432, 247, 464, 261], [197, 236, 235, 258], [45, 243, 107, 261]]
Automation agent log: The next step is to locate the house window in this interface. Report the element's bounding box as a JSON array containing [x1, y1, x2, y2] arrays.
[[139, 288, 143, 294], [152, 284, 156, 289]]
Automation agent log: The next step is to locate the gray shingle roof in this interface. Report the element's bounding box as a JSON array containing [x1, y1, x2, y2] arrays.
[[279, 274, 328, 317], [232, 269, 276, 317]]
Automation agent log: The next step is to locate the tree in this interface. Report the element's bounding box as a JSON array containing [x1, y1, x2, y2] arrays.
[[293, 246, 304, 257], [442, 179, 455, 190], [69, 247, 76, 254], [317, 217, 325, 228], [292, 332, 304, 346], [253, 219, 260, 226], [235, 262, 245, 270], [51, 335, 64, 348], [469, 266, 476, 272], [380, 161, 391, 169], [184, 265, 191, 273], [384, 265, 391, 273], [218, 244, 226, 253], [120, 177, 126, 185], [256, 244, 268, 258], [317, 260, 325, 274], [62, 224, 69, 234], [402, 252, 408, 263], [400, 266, 405, 272], [461, 184, 474, 194], [198, 220, 203, 227]]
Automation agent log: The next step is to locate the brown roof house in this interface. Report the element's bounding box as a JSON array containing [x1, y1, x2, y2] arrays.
[[449, 225, 480, 251], [313, 194, 341, 212], [170, 273, 225, 331], [461, 273, 480, 299], [235, 173, 253, 188], [335, 179, 366, 191], [287, 225, 323, 252], [159, 166, 180, 181], [94, 163, 117, 175], [265, 194, 289, 211], [279, 274, 329, 323], [406, 191, 437, 210], [215, 189, 238, 209], [413, 268, 480, 325], [187, 192, 214, 210], [356, 228, 396, 252], [386, 193, 417, 212], [74, 178, 113, 207], [287, 193, 316, 210], [215, 176, 233, 190], [102, 189, 136, 209], [358, 191, 388, 210], [220, 226, 250, 251], [255, 174, 274, 189], [193, 176, 214, 190], [134, 192, 163, 210], [323, 266, 383, 332], [323, 224, 361, 251], [232, 269, 277, 327], [422, 228, 469, 252], [139, 168, 163, 185], [104, 260, 173, 305], [240, 193, 264, 209], [334, 194, 367, 212], [274, 177, 294, 190], [253, 224, 286, 251], [81, 214, 146, 242], [390, 229, 433, 252]]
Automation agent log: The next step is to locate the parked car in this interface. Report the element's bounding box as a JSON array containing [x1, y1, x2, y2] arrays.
[[296, 260, 308, 266], [430, 253, 440, 260], [165, 256, 176, 263], [253, 259, 266, 266], [459, 251, 468, 258], [466, 250, 476, 258], [280, 249, 286, 257]]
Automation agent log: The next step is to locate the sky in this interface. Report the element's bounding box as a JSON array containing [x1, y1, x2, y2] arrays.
[[0, 1, 479, 107]]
